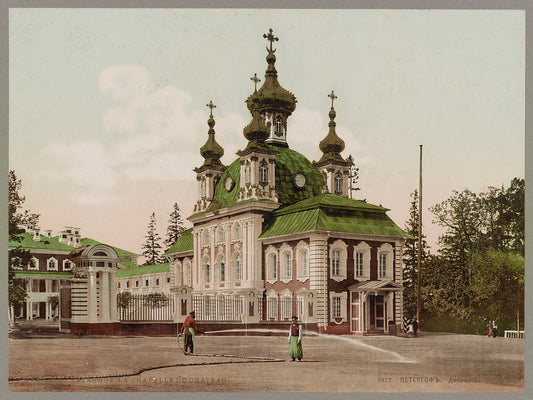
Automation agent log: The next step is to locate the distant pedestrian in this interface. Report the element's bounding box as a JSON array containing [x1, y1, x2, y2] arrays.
[[492, 321, 498, 337], [289, 316, 303, 362], [488, 320, 494, 337], [182, 311, 197, 354], [412, 317, 419, 337]]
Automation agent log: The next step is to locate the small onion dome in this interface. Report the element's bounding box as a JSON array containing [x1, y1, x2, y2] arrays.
[[242, 102, 271, 152], [318, 106, 347, 164], [245, 37, 297, 117], [199, 113, 224, 169]]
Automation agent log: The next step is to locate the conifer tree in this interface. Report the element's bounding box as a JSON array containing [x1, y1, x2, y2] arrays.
[[402, 189, 429, 315], [165, 203, 185, 251], [141, 212, 164, 266]]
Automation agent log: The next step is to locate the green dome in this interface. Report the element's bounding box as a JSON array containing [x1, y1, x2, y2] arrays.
[[213, 145, 325, 208]]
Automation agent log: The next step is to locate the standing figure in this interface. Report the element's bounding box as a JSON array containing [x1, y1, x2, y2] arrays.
[[492, 321, 498, 337], [182, 311, 197, 354], [488, 320, 494, 337], [289, 316, 303, 362]]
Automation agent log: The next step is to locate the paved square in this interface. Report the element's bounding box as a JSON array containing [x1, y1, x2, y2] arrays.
[[8, 331, 524, 392]]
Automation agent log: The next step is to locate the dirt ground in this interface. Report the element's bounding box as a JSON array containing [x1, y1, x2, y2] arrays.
[[8, 330, 524, 392]]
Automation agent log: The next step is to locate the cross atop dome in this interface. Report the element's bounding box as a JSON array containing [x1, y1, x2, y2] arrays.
[[263, 28, 279, 52], [328, 90, 338, 108], [206, 100, 216, 118]]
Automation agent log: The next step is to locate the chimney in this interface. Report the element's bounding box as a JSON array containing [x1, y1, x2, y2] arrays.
[[33, 228, 40, 242]]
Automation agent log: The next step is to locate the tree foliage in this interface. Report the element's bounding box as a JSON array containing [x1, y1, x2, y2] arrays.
[[420, 178, 525, 334], [8, 170, 39, 307], [141, 212, 165, 266], [402, 189, 430, 316], [165, 203, 185, 251]]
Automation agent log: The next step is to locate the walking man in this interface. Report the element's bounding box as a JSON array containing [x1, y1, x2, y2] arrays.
[[182, 311, 197, 355], [289, 316, 303, 362]]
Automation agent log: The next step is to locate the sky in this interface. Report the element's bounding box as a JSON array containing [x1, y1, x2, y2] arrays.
[[9, 8, 525, 257]]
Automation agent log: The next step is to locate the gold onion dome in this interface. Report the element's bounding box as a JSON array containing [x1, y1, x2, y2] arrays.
[[245, 29, 297, 116], [199, 101, 224, 169], [318, 91, 347, 164]]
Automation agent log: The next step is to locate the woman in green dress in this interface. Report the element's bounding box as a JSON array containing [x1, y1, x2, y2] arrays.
[[288, 316, 303, 361]]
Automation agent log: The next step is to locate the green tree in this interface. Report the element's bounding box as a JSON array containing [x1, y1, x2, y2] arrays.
[[8, 170, 39, 310], [141, 212, 164, 266], [468, 250, 524, 333], [402, 189, 430, 316], [165, 203, 185, 251]]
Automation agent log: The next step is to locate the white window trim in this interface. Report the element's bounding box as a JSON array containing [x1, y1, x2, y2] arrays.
[[329, 240, 347, 282], [28, 257, 39, 271], [46, 257, 58, 271], [184, 261, 192, 286], [378, 243, 394, 280], [279, 243, 293, 283], [265, 246, 278, 283], [296, 241, 309, 282], [353, 241, 371, 280], [232, 252, 242, 281], [175, 260, 183, 286], [329, 292, 348, 323], [62, 259, 73, 271]]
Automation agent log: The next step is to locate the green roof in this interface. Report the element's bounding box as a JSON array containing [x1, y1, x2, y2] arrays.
[[206, 144, 325, 216], [13, 271, 74, 279], [260, 194, 409, 239], [272, 145, 324, 205], [166, 228, 194, 254], [116, 262, 170, 278], [79, 238, 136, 258], [9, 233, 75, 251]]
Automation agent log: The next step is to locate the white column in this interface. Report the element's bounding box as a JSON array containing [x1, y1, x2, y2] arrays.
[[26, 300, 31, 320], [109, 270, 118, 321], [101, 270, 110, 321], [88, 270, 97, 323], [243, 222, 249, 281]]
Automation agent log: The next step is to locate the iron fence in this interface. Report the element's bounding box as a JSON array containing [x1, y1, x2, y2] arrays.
[[117, 292, 175, 321]]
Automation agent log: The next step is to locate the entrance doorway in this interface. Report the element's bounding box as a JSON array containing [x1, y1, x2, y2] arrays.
[[369, 294, 385, 332]]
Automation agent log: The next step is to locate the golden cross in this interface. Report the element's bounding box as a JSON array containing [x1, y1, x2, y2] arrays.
[[206, 100, 216, 117], [263, 28, 279, 52], [328, 90, 338, 108], [250, 73, 261, 91]]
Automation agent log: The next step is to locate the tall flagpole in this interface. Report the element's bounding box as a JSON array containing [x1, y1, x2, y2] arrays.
[[417, 145, 423, 328]]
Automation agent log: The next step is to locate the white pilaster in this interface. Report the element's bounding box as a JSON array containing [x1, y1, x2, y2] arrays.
[[101, 271, 110, 321], [88, 270, 97, 323]]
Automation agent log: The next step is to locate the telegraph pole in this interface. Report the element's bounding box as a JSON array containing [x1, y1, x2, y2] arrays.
[[417, 145, 423, 328]]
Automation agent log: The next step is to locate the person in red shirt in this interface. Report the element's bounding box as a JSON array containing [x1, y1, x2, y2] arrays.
[[182, 311, 197, 355]]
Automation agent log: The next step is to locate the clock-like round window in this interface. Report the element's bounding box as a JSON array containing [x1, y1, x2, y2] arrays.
[[293, 173, 306, 189], [224, 176, 234, 192]]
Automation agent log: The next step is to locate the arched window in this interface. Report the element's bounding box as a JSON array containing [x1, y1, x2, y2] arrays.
[[185, 263, 192, 285], [235, 224, 242, 239], [259, 161, 268, 184], [205, 258, 211, 282], [244, 163, 251, 185], [275, 116, 284, 136], [201, 180, 206, 198], [335, 174, 343, 195], [219, 257, 225, 282], [235, 254, 242, 281]]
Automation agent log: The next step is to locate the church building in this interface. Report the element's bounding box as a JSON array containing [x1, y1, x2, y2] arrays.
[[166, 29, 408, 335]]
